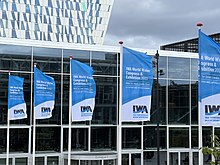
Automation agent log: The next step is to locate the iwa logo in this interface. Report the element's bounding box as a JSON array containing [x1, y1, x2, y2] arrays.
[[41, 107, 51, 113], [14, 109, 25, 114], [81, 106, 92, 113], [205, 105, 220, 114], [133, 105, 148, 113]]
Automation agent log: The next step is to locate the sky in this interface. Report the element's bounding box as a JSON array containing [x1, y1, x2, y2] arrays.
[[104, 0, 220, 49]]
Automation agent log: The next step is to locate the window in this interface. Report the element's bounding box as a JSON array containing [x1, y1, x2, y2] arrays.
[[122, 128, 141, 149], [169, 127, 189, 148], [168, 80, 190, 124], [91, 127, 116, 151], [35, 127, 61, 152], [144, 126, 166, 149], [63, 128, 88, 151], [168, 57, 190, 79]]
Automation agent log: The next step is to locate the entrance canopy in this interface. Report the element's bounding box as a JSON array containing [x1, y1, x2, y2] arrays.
[[64, 152, 118, 160]]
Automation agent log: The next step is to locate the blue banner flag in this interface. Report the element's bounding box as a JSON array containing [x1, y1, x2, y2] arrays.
[[34, 67, 55, 119], [122, 47, 153, 121], [199, 30, 220, 126], [8, 75, 27, 120], [71, 59, 96, 121]]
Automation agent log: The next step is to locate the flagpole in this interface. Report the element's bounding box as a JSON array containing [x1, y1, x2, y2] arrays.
[[68, 56, 73, 165], [118, 41, 123, 165], [33, 63, 37, 165], [197, 22, 203, 165], [6, 72, 10, 165]]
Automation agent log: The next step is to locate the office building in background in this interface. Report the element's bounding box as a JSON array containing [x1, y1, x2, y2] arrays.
[[161, 32, 220, 53]]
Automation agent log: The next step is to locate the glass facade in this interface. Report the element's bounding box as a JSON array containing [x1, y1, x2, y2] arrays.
[[0, 41, 213, 165]]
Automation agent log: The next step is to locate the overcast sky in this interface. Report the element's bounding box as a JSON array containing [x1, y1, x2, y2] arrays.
[[104, 0, 220, 49]]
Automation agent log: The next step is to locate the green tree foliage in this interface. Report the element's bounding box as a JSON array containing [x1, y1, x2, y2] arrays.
[[201, 134, 220, 165]]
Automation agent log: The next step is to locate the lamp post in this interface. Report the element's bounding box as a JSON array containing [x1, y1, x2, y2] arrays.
[[155, 50, 160, 165]]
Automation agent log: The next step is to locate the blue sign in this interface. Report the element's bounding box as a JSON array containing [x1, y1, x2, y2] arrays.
[[199, 30, 220, 126], [8, 75, 27, 120], [34, 67, 55, 119], [122, 47, 153, 121], [71, 59, 96, 121]]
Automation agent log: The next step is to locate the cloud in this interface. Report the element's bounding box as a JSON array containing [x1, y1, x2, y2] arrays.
[[104, 0, 220, 49]]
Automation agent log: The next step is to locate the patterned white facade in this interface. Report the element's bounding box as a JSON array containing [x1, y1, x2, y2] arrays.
[[0, 0, 114, 44]]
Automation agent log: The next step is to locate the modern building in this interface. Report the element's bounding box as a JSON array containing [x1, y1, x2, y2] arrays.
[[1, 36, 216, 165], [0, 0, 217, 165], [160, 33, 220, 53], [0, 0, 114, 44]]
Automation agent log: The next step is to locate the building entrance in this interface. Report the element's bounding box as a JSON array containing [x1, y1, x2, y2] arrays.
[[169, 151, 189, 165], [63, 153, 117, 165]]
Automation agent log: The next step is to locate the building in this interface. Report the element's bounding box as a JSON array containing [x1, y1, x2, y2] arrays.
[[0, 0, 114, 44], [0, 0, 217, 165], [160, 33, 220, 53], [1, 36, 216, 165]]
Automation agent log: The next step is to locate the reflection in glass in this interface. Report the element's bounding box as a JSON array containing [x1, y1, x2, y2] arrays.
[[169, 152, 178, 165], [191, 126, 198, 148], [181, 152, 189, 165], [63, 128, 88, 151], [168, 80, 190, 124], [193, 152, 199, 165], [47, 156, 59, 165], [0, 73, 9, 124], [169, 127, 189, 148], [0, 45, 32, 56], [34, 47, 61, 57], [143, 151, 167, 165], [62, 75, 69, 124], [203, 154, 211, 165], [92, 77, 117, 125], [202, 127, 212, 147], [122, 128, 141, 149], [10, 129, 28, 153], [35, 157, 44, 165], [144, 126, 166, 149], [152, 56, 167, 79], [131, 153, 141, 165], [91, 127, 116, 151], [70, 160, 79, 165], [148, 79, 166, 124], [80, 160, 101, 165], [0, 158, 12, 165], [63, 49, 90, 73], [214, 127, 220, 158], [35, 127, 60, 152], [104, 160, 115, 165], [191, 58, 198, 80], [91, 51, 117, 76], [0, 44, 32, 71], [0, 129, 6, 153], [191, 81, 198, 124], [92, 106, 116, 125], [15, 158, 28, 165], [122, 154, 129, 165], [64, 160, 79, 165], [168, 57, 190, 79], [33, 47, 62, 73]]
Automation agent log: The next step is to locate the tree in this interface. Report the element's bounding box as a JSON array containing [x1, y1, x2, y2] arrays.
[[201, 134, 220, 165]]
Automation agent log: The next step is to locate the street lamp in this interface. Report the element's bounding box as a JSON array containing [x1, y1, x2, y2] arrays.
[[154, 50, 164, 165]]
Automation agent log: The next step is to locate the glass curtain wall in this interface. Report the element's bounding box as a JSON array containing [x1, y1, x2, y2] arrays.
[[0, 43, 119, 165], [0, 43, 205, 165]]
